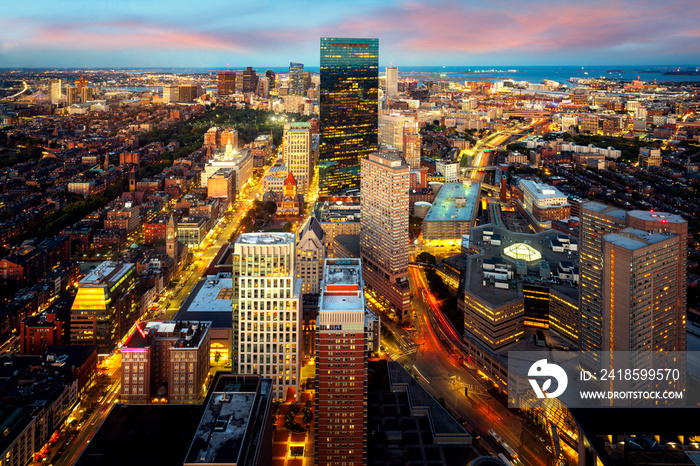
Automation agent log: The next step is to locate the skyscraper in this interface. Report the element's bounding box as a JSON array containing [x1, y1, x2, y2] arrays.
[[289, 62, 305, 96], [579, 203, 687, 359], [241, 66, 258, 94], [319, 37, 379, 195], [386, 66, 398, 97], [217, 71, 236, 96], [360, 150, 411, 322], [49, 79, 62, 104], [403, 120, 422, 169], [232, 233, 301, 402], [315, 258, 369, 466], [283, 122, 312, 194], [602, 211, 687, 352]]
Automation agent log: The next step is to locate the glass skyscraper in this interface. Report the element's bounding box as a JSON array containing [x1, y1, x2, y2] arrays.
[[289, 62, 305, 96], [319, 37, 378, 196]]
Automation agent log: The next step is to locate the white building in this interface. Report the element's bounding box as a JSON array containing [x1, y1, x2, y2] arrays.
[[232, 233, 302, 402], [201, 144, 253, 196], [283, 122, 312, 194], [436, 160, 460, 183], [386, 66, 398, 97]]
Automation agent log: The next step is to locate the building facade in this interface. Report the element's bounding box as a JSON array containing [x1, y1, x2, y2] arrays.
[[319, 37, 379, 195], [315, 258, 369, 466], [296, 217, 326, 295], [283, 122, 313, 194], [385, 66, 398, 97], [232, 233, 302, 402], [217, 71, 236, 97], [120, 320, 211, 404], [70, 261, 138, 353], [360, 150, 411, 322]]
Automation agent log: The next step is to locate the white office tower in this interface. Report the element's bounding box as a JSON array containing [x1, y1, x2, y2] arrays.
[[232, 233, 302, 402], [386, 66, 398, 97]]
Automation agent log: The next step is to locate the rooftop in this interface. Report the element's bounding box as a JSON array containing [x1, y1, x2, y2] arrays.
[[185, 375, 272, 465], [80, 261, 134, 287], [236, 232, 295, 245], [627, 210, 686, 224], [423, 182, 480, 223], [324, 259, 362, 285], [122, 320, 210, 350], [604, 228, 675, 251], [519, 179, 568, 200], [180, 274, 233, 315], [465, 224, 579, 307]]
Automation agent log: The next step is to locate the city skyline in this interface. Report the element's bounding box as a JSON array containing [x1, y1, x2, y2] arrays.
[[2, 0, 700, 68]]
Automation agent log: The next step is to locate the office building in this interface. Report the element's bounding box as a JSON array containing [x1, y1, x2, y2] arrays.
[[422, 182, 481, 242], [49, 79, 62, 104], [462, 225, 579, 389], [639, 146, 662, 168], [379, 113, 413, 150], [120, 320, 211, 404], [265, 69, 276, 89], [201, 143, 253, 197], [317, 200, 362, 257], [241, 67, 258, 94], [163, 85, 179, 103], [70, 261, 138, 353], [283, 122, 313, 194], [360, 150, 411, 322], [232, 233, 302, 402], [319, 37, 379, 195], [385, 66, 398, 97], [579, 203, 687, 359], [289, 62, 305, 96], [217, 71, 236, 97], [178, 83, 200, 102], [403, 120, 422, 169], [518, 179, 571, 230], [184, 374, 273, 466], [296, 216, 326, 295], [315, 258, 372, 466]]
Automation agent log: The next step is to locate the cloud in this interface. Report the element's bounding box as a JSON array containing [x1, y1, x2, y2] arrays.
[[1, 0, 700, 66]]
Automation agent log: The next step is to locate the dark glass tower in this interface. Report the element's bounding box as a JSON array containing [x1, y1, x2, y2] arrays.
[[289, 62, 305, 96], [319, 37, 378, 196]]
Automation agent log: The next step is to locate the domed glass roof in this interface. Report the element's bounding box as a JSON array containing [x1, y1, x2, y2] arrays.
[[503, 243, 541, 262]]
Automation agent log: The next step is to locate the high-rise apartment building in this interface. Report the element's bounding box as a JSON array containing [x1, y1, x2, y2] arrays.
[[315, 258, 370, 466], [579, 203, 687, 359], [218, 71, 236, 96], [289, 62, 305, 96], [403, 120, 422, 169], [266, 70, 276, 89], [70, 261, 138, 352], [319, 37, 379, 195], [360, 150, 411, 322], [283, 122, 313, 194], [385, 66, 398, 97], [178, 83, 201, 102], [232, 233, 302, 402]]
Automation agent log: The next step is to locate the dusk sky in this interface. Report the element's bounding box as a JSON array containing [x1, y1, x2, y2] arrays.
[[2, 0, 700, 68]]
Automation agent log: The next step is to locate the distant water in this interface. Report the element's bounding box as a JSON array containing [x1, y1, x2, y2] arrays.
[[125, 65, 700, 84]]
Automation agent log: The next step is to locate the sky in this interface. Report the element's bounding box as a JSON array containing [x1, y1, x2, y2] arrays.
[[1, 0, 700, 68]]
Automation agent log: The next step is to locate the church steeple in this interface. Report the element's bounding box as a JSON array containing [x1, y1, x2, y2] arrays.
[[166, 213, 178, 264]]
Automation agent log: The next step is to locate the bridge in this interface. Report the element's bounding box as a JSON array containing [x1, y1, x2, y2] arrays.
[[462, 166, 498, 171]]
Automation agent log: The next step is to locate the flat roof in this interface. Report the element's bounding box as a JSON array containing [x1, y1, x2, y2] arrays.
[[236, 232, 294, 245], [519, 179, 568, 200], [465, 224, 579, 307], [321, 294, 364, 311], [183, 274, 233, 314], [324, 260, 362, 285], [423, 182, 480, 223], [604, 228, 674, 251], [627, 210, 686, 224], [582, 201, 627, 221], [185, 376, 272, 465], [80, 261, 133, 286]]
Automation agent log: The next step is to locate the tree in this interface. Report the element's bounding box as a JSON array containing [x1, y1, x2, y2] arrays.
[[417, 252, 436, 265], [283, 222, 294, 232], [263, 200, 277, 215]]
